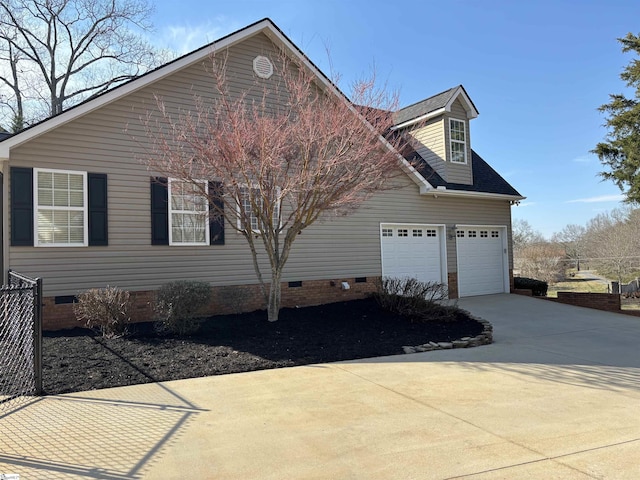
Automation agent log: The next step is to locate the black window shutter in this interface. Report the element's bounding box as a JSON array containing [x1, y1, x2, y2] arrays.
[[208, 181, 225, 245], [151, 177, 169, 245], [88, 173, 108, 246], [10, 167, 33, 246]]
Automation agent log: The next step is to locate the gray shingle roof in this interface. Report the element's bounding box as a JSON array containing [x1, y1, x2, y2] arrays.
[[0, 131, 12, 141], [394, 87, 459, 126], [406, 148, 522, 197]]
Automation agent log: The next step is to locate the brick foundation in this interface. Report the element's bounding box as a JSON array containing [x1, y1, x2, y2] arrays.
[[42, 276, 379, 330], [447, 273, 459, 299]]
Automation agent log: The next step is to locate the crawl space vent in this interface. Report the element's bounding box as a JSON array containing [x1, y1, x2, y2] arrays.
[[253, 55, 273, 79]]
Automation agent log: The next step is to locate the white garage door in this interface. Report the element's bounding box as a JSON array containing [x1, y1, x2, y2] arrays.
[[380, 224, 444, 284], [456, 227, 507, 296]]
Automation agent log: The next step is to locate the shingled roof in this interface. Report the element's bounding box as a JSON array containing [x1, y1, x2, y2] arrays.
[[406, 147, 522, 197], [394, 87, 459, 125]]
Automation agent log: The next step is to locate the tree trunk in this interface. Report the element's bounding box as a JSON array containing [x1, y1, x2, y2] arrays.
[[267, 271, 282, 322]]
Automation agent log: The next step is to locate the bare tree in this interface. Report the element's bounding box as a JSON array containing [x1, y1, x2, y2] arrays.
[[143, 53, 412, 321], [517, 242, 565, 284], [512, 218, 544, 252], [0, 0, 167, 128], [511, 219, 565, 282], [584, 207, 640, 284], [552, 223, 586, 271]]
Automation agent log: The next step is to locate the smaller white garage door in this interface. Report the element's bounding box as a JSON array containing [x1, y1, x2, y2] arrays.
[[457, 227, 507, 296], [380, 224, 445, 284]]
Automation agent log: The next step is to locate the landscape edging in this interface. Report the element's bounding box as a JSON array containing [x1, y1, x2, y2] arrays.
[[401, 311, 493, 354]]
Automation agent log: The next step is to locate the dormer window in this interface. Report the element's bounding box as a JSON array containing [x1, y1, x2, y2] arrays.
[[449, 118, 467, 164]]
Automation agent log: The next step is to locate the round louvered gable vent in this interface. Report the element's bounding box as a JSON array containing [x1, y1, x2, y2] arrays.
[[253, 55, 273, 79]]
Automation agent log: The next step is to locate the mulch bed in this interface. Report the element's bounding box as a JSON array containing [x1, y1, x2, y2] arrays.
[[43, 298, 484, 395]]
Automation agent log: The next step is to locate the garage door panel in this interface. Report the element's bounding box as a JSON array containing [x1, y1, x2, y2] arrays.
[[381, 225, 443, 284], [457, 228, 506, 297]]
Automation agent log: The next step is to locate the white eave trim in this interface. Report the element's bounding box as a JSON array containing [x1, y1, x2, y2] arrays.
[[390, 107, 446, 131], [422, 188, 525, 202], [0, 19, 334, 158], [444, 86, 479, 120]]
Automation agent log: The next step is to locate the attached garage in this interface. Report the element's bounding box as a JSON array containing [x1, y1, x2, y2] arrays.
[[380, 224, 446, 284], [456, 226, 509, 297]]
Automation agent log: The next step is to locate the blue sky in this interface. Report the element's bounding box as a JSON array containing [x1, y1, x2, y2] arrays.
[[150, 0, 639, 238]]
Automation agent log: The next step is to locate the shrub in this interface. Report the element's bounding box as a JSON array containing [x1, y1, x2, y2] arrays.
[[74, 286, 132, 338], [373, 277, 457, 322], [514, 276, 548, 296], [154, 280, 212, 335]]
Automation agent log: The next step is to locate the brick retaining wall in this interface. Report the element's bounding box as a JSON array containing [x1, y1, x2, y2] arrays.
[[549, 292, 621, 312]]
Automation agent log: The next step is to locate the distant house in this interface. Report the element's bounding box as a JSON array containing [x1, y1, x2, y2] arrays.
[[0, 18, 523, 329]]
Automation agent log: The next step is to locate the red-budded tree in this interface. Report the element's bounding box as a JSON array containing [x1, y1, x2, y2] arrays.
[[143, 53, 414, 321]]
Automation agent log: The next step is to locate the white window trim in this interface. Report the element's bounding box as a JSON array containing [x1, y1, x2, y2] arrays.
[[168, 178, 210, 246], [34, 168, 88, 247], [236, 186, 281, 234], [449, 118, 468, 164]]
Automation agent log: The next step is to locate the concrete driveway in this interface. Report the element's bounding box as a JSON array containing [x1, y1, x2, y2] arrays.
[[2, 294, 640, 479]]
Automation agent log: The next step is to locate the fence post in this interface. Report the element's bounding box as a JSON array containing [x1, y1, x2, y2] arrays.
[[33, 277, 43, 395]]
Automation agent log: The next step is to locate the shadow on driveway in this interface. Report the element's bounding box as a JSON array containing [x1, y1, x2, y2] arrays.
[[0, 381, 206, 479]]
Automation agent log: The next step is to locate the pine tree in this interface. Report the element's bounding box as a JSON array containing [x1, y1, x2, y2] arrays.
[[593, 33, 640, 203]]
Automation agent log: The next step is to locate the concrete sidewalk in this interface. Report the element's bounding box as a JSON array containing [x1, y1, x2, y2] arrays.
[[2, 294, 640, 479]]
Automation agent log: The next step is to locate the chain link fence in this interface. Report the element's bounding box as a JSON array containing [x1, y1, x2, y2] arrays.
[[0, 271, 42, 415]]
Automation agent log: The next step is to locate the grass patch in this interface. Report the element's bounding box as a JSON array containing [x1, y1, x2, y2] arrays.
[[547, 277, 609, 298]]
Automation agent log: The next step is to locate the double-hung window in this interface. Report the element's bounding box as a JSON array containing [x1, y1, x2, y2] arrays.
[[237, 186, 280, 233], [169, 179, 209, 245], [449, 118, 467, 164], [35, 169, 88, 246]]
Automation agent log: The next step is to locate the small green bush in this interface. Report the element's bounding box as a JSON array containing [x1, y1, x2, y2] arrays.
[[514, 277, 548, 296], [74, 286, 132, 338], [373, 277, 457, 322], [154, 280, 212, 335]]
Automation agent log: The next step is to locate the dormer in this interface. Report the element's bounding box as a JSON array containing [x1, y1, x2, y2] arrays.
[[393, 85, 479, 185]]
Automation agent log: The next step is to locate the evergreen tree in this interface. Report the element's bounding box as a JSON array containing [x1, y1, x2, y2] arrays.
[[593, 33, 640, 203]]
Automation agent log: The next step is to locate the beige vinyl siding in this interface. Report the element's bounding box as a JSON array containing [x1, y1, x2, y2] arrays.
[[444, 99, 473, 185], [408, 117, 447, 180], [7, 32, 512, 297]]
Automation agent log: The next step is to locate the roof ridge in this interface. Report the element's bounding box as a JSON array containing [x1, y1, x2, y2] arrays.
[[396, 85, 459, 113]]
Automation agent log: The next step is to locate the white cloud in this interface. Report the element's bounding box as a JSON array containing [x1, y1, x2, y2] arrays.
[[572, 155, 592, 163], [566, 194, 625, 203], [157, 18, 242, 55]]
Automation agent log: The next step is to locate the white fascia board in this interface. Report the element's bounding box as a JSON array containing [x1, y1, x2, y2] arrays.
[[445, 86, 479, 119], [390, 108, 446, 131], [422, 189, 525, 201], [0, 19, 277, 158]]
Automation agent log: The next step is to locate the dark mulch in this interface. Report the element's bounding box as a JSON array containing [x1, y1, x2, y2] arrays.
[[43, 298, 483, 395]]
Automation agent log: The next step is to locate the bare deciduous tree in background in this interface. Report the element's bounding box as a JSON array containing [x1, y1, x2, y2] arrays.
[[0, 0, 167, 130], [584, 207, 640, 284], [144, 54, 413, 321], [551, 223, 586, 271], [512, 218, 545, 252], [517, 242, 566, 285], [512, 219, 566, 283]]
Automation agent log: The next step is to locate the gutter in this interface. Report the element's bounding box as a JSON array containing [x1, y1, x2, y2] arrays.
[[421, 187, 526, 203]]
